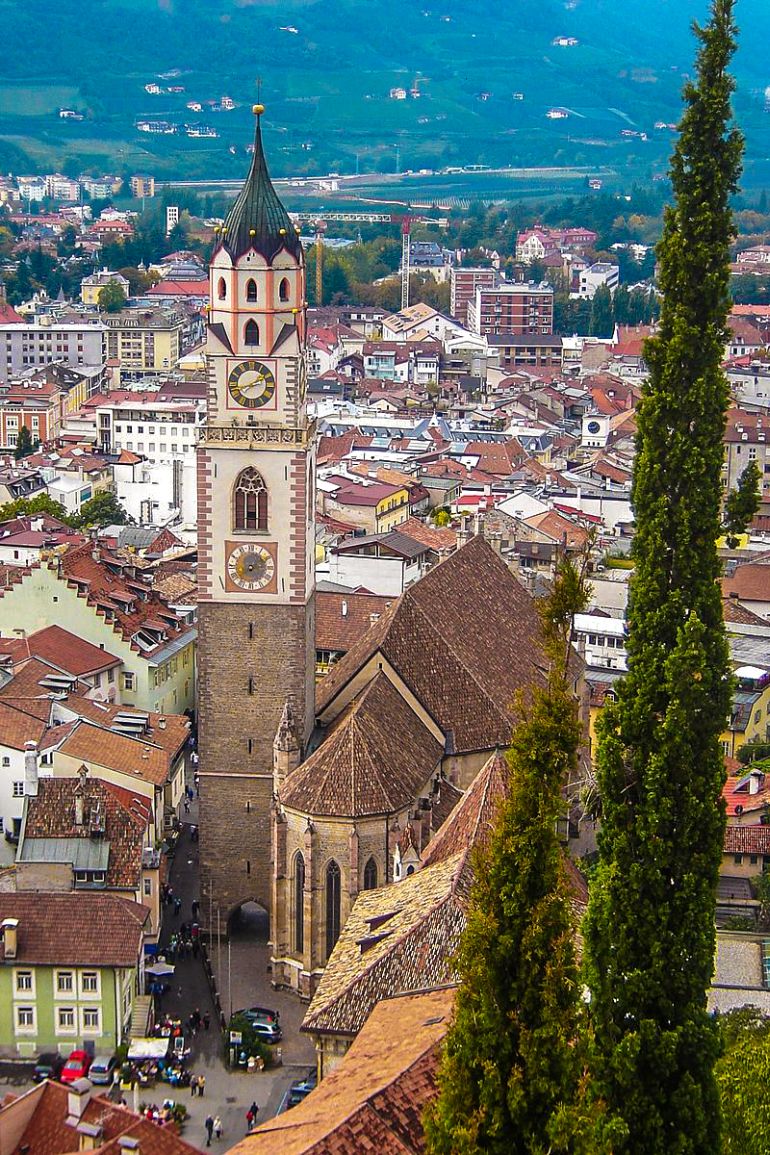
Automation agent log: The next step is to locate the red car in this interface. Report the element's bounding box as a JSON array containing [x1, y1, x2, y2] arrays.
[[60, 1050, 92, 1084]]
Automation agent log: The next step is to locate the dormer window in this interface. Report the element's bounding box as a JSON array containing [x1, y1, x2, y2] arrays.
[[244, 320, 259, 347], [217, 277, 226, 301], [246, 279, 258, 303]]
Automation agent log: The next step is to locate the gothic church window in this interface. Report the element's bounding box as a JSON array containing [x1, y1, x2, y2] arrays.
[[233, 467, 267, 532], [244, 319, 259, 346], [363, 857, 378, 890], [279, 277, 290, 303], [217, 277, 227, 300], [325, 860, 341, 956], [246, 279, 258, 303], [294, 852, 305, 953]]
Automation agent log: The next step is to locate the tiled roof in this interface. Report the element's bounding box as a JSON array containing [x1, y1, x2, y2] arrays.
[[303, 750, 588, 1039], [55, 720, 173, 787], [281, 674, 443, 818], [24, 625, 121, 676], [7, 1081, 200, 1155], [234, 988, 454, 1155], [723, 597, 769, 626], [724, 825, 770, 855], [421, 751, 508, 868], [399, 516, 457, 552], [0, 892, 147, 965], [317, 536, 548, 754], [722, 563, 770, 603], [302, 852, 467, 1037], [22, 777, 147, 889], [0, 700, 48, 749], [316, 590, 395, 653]]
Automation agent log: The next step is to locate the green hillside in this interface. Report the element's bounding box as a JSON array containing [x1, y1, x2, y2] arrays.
[[1, 0, 767, 185]]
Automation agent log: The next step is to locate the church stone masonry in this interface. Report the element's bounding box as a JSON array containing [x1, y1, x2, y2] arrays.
[[197, 106, 316, 922]]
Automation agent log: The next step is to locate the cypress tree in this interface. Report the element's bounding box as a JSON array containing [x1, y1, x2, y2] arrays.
[[583, 3, 743, 1151], [425, 557, 596, 1154]]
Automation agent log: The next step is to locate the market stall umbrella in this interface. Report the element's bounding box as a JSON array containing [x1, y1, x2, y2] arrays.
[[145, 961, 176, 977]]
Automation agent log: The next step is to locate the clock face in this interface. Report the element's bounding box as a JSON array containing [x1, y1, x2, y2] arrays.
[[226, 543, 276, 591], [587, 420, 601, 434], [228, 360, 276, 409]]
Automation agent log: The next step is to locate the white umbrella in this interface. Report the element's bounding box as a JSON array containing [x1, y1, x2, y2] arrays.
[[146, 961, 175, 977]]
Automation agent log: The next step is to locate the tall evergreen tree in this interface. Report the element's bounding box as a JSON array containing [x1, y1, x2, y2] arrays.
[[584, 3, 743, 1151], [425, 557, 596, 1154]]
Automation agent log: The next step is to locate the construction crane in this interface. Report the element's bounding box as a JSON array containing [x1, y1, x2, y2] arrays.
[[292, 211, 449, 309]]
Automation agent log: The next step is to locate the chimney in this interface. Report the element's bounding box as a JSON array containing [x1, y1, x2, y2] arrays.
[[1, 917, 19, 959], [66, 1079, 92, 1123], [158, 716, 166, 730], [24, 741, 39, 798]]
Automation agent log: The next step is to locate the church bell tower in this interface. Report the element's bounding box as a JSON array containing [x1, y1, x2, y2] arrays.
[[197, 105, 315, 923]]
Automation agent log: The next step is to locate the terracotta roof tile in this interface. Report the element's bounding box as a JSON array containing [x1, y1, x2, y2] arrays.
[[235, 989, 454, 1155], [55, 720, 173, 787], [24, 625, 121, 676], [316, 591, 395, 654], [398, 516, 457, 552], [317, 537, 548, 754], [0, 892, 147, 966], [22, 777, 146, 889], [724, 825, 770, 855], [7, 1081, 200, 1155], [722, 563, 770, 604], [282, 674, 443, 817]]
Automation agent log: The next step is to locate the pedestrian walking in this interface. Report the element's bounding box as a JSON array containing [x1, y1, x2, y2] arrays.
[[246, 1102, 259, 1131], [174, 896, 182, 916], [187, 785, 194, 802], [213, 1116, 222, 1140], [166, 886, 174, 907], [184, 799, 190, 814], [192, 899, 200, 919], [190, 1074, 198, 1098], [203, 1012, 210, 1031], [204, 1115, 214, 1147], [198, 1074, 206, 1097]]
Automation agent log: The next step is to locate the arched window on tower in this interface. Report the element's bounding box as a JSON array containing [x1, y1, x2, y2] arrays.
[[294, 852, 305, 954], [244, 319, 259, 347], [246, 278, 258, 303], [217, 277, 227, 301], [279, 277, 290, 303], [233, 467, 268, 532], [325, 860, 341, 957], [363, 857, 378, 891]]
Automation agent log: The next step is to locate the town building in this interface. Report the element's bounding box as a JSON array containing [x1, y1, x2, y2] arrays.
[[0, 317, 107, 379], [130, 173, 156, 198], [103, 307, 187, 380], [80, 269, 130, 306], [578, 262, 620, 300], [467, 282, 554, 337], [449, 266, 498, 326], [0, 893, 147, 1056]]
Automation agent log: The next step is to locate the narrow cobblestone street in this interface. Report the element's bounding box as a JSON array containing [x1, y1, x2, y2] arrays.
[[151, 773, 315, 1150]]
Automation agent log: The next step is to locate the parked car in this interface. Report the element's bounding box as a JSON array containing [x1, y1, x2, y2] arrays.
[[251, 1019, 282, 1044], [33, 1052, 65, 1082], [88, 1055, 118, 1085], [60, 1049, 92, 1084], [288, 1067, 317, 1106], [233, 1005, 280, 1024]]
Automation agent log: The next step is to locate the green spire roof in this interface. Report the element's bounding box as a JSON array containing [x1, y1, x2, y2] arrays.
[[216, 108, 303, 265]]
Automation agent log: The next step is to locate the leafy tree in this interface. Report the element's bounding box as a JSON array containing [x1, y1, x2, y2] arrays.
[[584, 3, 744, 1152], [723, 461, 761, 546], [0, 494, 71, 524], [13, 426, 38, 461], [75, 490, 132, 528], [425, 556, 602, 1154], [715, 1009, 770, 1154], [736, 740, 770, 766], [589, 284, 614, 338], [98, 280, 126, 313]]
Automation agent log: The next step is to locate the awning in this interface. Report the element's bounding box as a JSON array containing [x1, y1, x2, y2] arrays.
[[127, 1038, 170, 1060]]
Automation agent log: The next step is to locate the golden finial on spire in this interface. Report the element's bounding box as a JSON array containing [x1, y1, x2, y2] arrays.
[[253, 76, 264, 116]]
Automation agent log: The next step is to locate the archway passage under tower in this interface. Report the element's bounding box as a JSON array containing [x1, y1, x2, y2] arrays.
[[228, 900, 269, 943]]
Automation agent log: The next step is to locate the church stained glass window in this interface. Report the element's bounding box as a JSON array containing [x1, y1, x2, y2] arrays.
[[294, 852, 305, 954], [244, 319, 259, 346], [363, 857, 378, 890], [326, 860, 341, 956], [233, 467, 268, 532], [246, 278, 258, 303]]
